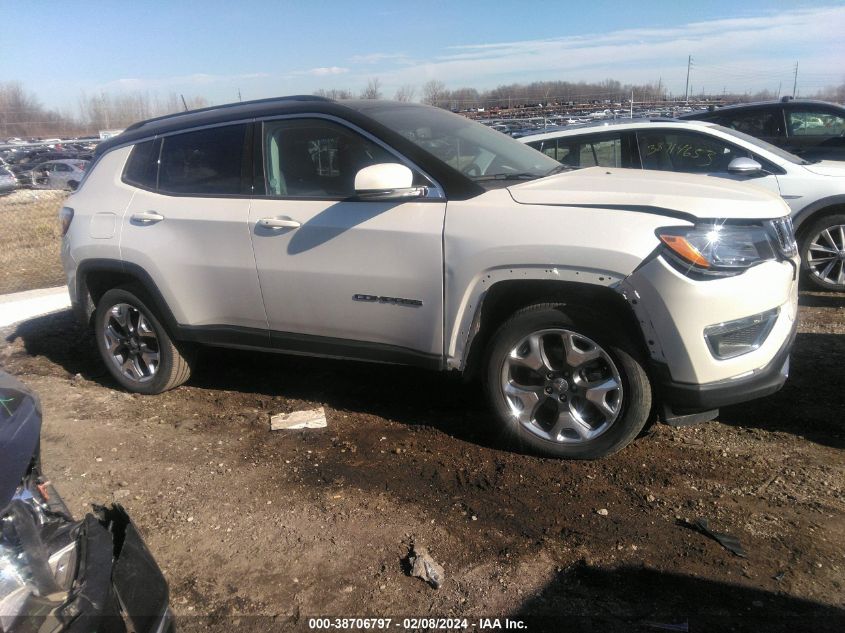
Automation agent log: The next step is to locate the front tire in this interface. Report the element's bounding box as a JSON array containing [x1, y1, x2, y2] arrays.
[[800, 213, 845, 292], [483, 303, 652, 459], [95, 287, 194, 394]]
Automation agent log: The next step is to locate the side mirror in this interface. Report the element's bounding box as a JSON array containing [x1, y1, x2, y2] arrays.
[[354, 163, 425, 200], [727, 157, 764, 177]]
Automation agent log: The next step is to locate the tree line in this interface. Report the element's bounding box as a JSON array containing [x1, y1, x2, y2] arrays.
[[2, 77, 843, 139]]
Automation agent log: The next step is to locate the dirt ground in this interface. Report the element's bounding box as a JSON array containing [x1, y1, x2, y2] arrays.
[[1, 292, 843, 632]]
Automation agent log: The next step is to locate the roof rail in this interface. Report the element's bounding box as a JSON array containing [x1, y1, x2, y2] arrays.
[[123, 95, 332, 132]]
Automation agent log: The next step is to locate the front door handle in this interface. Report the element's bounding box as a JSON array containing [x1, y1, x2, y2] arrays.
[[131, 211, 165, 224], [257, 216, 301, 229]]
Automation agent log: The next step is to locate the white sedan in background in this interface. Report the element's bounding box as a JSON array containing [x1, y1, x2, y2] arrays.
[[30, 159, 89, 191], [521, 119, 845, 291]]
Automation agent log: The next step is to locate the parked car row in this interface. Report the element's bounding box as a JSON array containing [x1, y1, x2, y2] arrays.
[[1, 142, 96, 191], [520, 113, 845, 292]]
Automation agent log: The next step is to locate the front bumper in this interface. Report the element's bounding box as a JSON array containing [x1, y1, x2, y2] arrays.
[[625, 253, 799, 411], [652, 320, 796, 410]]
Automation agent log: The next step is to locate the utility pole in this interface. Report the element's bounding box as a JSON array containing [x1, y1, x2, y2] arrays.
[[777, 82, 782, 99], [630, 89, 634, 118], [238, 89, 242, 102], [684, 55, 692, 102], [792, 60, 799, 98]]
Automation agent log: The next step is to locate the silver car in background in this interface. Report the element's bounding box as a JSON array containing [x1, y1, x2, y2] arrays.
[[30, 159, 89, 191], [0, 167, 16, 195]]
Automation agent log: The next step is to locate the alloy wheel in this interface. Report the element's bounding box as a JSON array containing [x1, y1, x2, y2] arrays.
[[102, 303, 160, 383], [500, 328, 623, 444], [806, 224, 845, 288]]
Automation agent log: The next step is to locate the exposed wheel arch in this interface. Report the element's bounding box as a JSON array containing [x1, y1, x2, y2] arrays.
[[460, 279, 648, 382], [75, 259, 179, 335]]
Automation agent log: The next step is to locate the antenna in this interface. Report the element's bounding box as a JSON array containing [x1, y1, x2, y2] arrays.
[[180, 94, 188, 111]]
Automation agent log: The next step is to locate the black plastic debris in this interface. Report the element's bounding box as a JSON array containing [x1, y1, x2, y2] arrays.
[[691, 517, 748, 558]]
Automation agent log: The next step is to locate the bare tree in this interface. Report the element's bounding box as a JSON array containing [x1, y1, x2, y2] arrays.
[[394, 85, 416, 102], [0, 82, 78, 138], [360, 78, 382, 100], [314, 88, 354, 100], [421, 80, 447, 106]]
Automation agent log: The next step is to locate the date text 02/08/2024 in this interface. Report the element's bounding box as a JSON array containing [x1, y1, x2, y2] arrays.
[[307, 617, 528, 630]]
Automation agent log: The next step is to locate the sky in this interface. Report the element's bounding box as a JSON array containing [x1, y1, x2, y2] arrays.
[[1, 0, 843, 112]]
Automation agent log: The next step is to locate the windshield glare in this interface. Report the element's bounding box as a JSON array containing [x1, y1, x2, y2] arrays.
[[359, 103, 560, 180]]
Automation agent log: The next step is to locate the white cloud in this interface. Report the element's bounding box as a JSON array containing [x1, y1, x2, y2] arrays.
[[366, 5, 845, 95], [303, 66, 349, 76], [102, 72, 269, 92]]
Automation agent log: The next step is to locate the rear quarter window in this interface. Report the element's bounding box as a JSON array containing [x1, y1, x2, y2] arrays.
[[123, 139, 161, 189]]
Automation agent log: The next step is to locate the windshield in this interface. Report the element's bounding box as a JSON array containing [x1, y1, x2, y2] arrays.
[[355, 103, 561, 181], [714, 124, 810, 165]]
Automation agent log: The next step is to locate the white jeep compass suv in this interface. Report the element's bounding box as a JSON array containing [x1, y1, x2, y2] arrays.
[[61, 96, 799, 459]]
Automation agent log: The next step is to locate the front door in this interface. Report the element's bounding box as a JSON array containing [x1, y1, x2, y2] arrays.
[[634, 128, 782, 198], [248, 117, 446, 360]]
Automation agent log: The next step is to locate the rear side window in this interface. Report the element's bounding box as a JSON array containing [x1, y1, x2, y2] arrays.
[[123, 139, 160, 189], [712, 109, 784, 138], [158, 124, 248, 195]]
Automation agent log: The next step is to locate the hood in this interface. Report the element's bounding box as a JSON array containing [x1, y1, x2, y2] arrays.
[[507, 167, 789, 221], [802, 160, 845, 178], [0, 372, 42, 509]]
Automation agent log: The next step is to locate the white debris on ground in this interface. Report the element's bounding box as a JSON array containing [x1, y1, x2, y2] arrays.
[[270, 407, 328, 430]]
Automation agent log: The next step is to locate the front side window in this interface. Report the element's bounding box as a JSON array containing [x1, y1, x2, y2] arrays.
[[158, 124, 247, 195], [787, 110, 845, 136], [262, 119, 413, 198], [636, 130, 750, 173]]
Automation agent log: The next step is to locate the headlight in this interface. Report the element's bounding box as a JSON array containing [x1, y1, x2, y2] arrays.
[[657, 219, 793, 277]]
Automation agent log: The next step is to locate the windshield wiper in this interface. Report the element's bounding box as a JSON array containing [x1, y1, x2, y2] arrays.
[[544, 164, 570, 176], [471, 172, 540, 182]]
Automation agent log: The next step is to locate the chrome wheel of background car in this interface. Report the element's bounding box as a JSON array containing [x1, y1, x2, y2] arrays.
[[807, 224, 845, 287], [102, 303, 160, 383], [500, 328, 623, 444]]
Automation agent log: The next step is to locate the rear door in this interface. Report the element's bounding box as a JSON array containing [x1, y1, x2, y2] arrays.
[[248, 116, 446, 361], [120, 124, 268, 332]]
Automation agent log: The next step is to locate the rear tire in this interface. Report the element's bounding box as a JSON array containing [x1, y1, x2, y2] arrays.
[[483, 302, 652, 459], [94, 286, 194, 394], [800, 213, 845, 292]]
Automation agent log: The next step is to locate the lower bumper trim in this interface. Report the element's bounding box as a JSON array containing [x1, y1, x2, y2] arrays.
[[653, 322, 797, 411]]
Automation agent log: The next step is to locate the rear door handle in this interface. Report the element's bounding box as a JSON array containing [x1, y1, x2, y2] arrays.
[[131, 211, 165, 224], [257, 216, 301, 229]]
